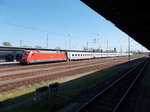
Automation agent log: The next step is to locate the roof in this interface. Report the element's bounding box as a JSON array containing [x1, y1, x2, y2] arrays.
[[0, 46, 94, 52], [81, 0, 150, 50]]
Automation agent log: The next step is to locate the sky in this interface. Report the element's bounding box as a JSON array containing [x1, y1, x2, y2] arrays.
[[0, 0, 149, 52]]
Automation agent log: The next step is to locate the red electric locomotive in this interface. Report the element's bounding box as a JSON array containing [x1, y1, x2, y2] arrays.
[[20, 50, 67, 64]]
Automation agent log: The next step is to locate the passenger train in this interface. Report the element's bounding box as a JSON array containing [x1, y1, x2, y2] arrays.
[[20, 50, 130, 64], [0, 50, 22, 62]]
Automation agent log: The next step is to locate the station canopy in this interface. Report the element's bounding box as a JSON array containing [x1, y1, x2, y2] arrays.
[[81, 0, 150, 50]]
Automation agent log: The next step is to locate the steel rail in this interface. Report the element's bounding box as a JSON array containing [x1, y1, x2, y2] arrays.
[[113, 58, 149, 112], [75, 58, 148, 112]]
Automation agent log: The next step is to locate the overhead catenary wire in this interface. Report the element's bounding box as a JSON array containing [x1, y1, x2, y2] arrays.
[[0, 1, 72, 38], [0, 2, 93, 50]]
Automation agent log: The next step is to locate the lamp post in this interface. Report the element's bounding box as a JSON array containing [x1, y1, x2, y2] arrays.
[[107, 39, 108, 57], [128, 36, 130, 61], [93, 38, 96, 50], [46, 34, 48, 48], [87, 41, 88, 50], [68, 34, 71, 63], [68, 34, 71, 50], [20, 40, 23, 47], [94, 33, 100, 50]]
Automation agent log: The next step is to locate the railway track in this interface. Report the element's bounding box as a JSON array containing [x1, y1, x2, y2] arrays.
[[0, 58, 125, 81], [74, 58, 149, 112], [0, 58, 128, 93], [0, 57, 118, 73]]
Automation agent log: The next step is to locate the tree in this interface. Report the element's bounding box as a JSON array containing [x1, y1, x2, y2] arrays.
[[105, 50, 115, 52], [2, 42, 11, 46], [35, 45, 42, 48], [83, 47, 88, 51], [95, 48, 101, 51], [23, 45, 32, 48], [89, 48, 94, 51], [55, 46, 61, 50], [23, 45, 28, 47]]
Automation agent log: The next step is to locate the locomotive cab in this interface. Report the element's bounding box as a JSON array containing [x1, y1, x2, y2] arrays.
[[20, 50, 67, 64], [20, 50, 34, 64]]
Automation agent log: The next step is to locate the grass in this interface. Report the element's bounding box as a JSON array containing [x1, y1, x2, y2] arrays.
[[0, 57, 144, 112]]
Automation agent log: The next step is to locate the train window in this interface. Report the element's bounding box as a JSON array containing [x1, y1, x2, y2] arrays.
[[72, 54, 74, 56], [75, 54, 77, 56], [81, 54, 82, 56], [78, 54, 80, 56]]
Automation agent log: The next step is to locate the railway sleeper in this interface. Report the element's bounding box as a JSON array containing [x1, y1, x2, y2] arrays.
[[98, 97, 120, 107], [93, 103, 115, 112], [109, 91, 122, 96], [98, 99, 117, 107], [108, 89, 124, 95], [99, 101, 119, 109], [100, 94, 120, 101]]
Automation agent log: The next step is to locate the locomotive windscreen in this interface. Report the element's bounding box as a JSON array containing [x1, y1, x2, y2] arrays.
[[23, 52, 29, 56]]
